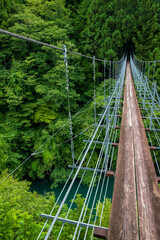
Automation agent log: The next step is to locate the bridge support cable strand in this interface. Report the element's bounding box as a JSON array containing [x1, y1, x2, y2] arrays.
[[133, 88, 160, 154], [75, 103, 121, 239], [56, 100, 119, 239], [93, 56, 96, 123], [112, 61, 114, 86], [109, 60, 111, 95], [104, 59, 106, 103], [37, 122, 101, 240], [31, 125, 93, 157], [142, 117, 160, 175], [72, 132, 109, 240], [43, 102, 110, 240], [63, 45, 75, 165], [76, 146, 110, 240], [43, 57, 127, 240], [115, 62, 118, 80], [68, 56, 126, 174], [133, 54, 160, 97], [98, 130, 118, 225], [92, 56, 126, 240], [0, 155, 33, 184], [145, 61, 147, 74], [44, 124, 106, 239], [91, 92, 123, 239], [54, 57, 125, 238], [148, 61, 150, 79], [72, 102, 121, 239], [39, 56, 125, 240], [150, 82, 156, 129], [130, 57, 160, 175], [144, 121, 160, 175], [131, 58, 160, 129], [131, 61, 159, 127], [91, 131, 118, 240], [141, 61, 144, 74], [104, 97, 110, 172], [153, 61, 156, 81], [37, 123, 99, 239], [132, 57, 158, 100], [56, 127, 105, 240]]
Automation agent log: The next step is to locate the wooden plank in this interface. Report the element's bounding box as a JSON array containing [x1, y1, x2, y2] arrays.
[[106, 171, 115, 177], [111, 143, 119, 147], [149, 146, 158, 150], [94, 227, 108, 239], [108, 63, 139, 240], [129, 65, 160, 239]]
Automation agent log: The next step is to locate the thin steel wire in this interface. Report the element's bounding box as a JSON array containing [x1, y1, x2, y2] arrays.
[[0, 29, 104, 62], [44, 56, 127, 240], [63, 45, 75, 165]]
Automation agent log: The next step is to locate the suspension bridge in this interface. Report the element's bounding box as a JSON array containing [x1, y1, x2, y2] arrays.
[[0, 29, 160, 240]]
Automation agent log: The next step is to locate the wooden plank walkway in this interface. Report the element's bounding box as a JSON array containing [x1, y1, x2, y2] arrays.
[[108, 62, 160, 240]]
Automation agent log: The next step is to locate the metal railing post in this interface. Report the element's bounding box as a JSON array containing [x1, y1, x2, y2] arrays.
[[104, 97, 110, 171], [150, 82, 156, 129]]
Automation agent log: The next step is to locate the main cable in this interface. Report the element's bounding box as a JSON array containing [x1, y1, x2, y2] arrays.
[[0, 29, 103, 62]]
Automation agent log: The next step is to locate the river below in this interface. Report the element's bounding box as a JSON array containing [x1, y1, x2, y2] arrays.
[[30, 177, 114, 209]]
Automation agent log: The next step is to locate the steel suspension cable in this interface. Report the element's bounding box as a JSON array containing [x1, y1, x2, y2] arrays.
[[0, 29, 104, 62], [63, 45, 75, 165], [44, 59, 126, 239], [56, 128, 104, 240], [37, 125, 97, 240], [93, 56, 96, 123], [73, 132, 108, 240]]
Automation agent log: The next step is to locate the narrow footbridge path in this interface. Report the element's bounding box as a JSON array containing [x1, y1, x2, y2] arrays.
[[108, 63, 160, 240]]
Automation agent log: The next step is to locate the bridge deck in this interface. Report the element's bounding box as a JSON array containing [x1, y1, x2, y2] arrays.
[[108, 63, 160, 240]]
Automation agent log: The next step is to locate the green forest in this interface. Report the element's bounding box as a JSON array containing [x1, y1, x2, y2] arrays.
[[0, 0, 160, 239]]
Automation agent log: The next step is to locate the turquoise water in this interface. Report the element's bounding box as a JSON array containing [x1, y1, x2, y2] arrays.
[[30, 177, 114, 208]]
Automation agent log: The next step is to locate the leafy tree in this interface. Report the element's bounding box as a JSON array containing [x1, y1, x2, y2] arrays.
[[71, 0, 160, 60], [0, 172, 112, 239], [0, 170, 56, 239], [133, 0, 160, 60]]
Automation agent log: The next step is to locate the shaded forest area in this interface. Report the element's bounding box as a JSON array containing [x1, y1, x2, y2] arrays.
[[0, 0, 160, 239]]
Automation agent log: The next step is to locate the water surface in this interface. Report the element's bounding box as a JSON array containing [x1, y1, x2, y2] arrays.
[[31, 177, 114, 209]]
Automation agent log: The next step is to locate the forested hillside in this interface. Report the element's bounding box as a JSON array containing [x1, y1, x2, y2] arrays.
[[0, 0, 160, 239], [67, 0, 160, 59]]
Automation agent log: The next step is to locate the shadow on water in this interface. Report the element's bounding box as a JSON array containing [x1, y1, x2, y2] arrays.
[[30, 177, 114, 209]]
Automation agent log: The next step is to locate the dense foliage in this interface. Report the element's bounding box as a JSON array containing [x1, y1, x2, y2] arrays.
[[0, 171, 111, 239], [69, 0, 160, 59]]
